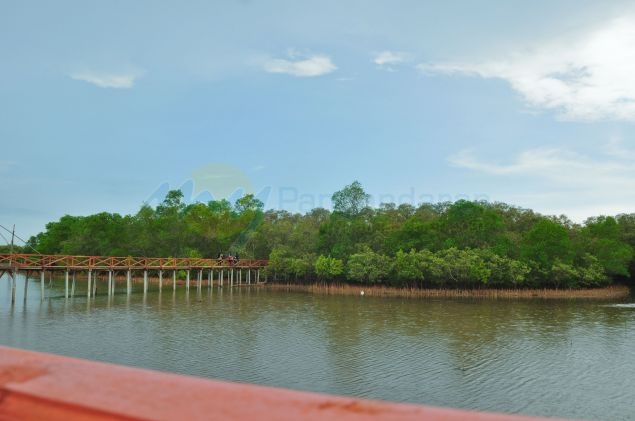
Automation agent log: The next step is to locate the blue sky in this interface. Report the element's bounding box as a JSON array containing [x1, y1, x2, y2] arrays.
[[2, 0, 635, 242]]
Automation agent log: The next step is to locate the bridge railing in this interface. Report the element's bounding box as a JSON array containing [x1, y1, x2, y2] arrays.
[[0, 253, 269, 270]]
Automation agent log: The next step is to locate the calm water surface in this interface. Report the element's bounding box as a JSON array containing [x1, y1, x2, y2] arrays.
[[1, 275, 635, 421]]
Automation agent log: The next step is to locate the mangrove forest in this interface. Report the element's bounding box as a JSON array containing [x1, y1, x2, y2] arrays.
[[23, 181, 635, 289]]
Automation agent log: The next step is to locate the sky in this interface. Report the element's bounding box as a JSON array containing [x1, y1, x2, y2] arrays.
[[2, 0, 635, 243]]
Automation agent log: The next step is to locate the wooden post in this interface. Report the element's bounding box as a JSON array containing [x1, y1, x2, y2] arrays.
[[173, 270, 176, 292], [143, 270, 148, 294], [197, 270, 202, 293], [10, 270, 17, 304], [257, 269, 260, 283], [107, 271, 112, 297], [23, 271, 29, 301], [220, 270, 223, 287], [111, 271, 116, 295], [87, 270, 92, 299], [65, 270, 70, 299], [238, 270, 242, 286], [230, 269, 234, 287], [41, 270, 45, 300], [208, 270, 212, 289], [159, 270, 163, 293], [71, 272, 76, 297], [247, 270, 251, 285], [93, 271, 97, 297], [127, 270, 132, 295], [186, 270, 190, 292]]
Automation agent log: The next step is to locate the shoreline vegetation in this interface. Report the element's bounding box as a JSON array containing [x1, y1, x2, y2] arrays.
[[21, 181, 635, 291], [265, 283, 632, 299]]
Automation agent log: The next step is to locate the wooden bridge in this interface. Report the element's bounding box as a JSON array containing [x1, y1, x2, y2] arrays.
[[0, 253, 269, 303]]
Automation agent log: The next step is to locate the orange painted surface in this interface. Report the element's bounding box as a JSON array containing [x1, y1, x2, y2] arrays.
[[0, 346, 576, 421]]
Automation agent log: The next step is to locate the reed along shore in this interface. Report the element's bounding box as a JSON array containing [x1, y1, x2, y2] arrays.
[[265, 283, 632, 299]]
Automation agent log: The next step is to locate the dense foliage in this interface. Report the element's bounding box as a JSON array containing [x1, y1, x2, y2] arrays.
[[24, 182, 635, 289]]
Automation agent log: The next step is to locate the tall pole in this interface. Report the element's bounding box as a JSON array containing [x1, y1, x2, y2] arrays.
[[9, 224, 15, 255], [10, 225, 16, 304]]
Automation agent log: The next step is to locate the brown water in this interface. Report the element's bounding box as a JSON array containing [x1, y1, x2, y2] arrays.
[[1, 274, 634, 420]]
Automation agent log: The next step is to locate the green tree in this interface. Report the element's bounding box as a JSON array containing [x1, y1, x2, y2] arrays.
[[331, 180, 370, 216], [346, 249, 390, 283], [577, 216, 633, 278], [521, 218, 574, 274], [314, 255, 344, 281]]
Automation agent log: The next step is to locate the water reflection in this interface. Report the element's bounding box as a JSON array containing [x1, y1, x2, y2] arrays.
[[1, 274, 634, 420]]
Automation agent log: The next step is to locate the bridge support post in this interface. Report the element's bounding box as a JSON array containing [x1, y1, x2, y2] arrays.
[[87, 270, 92, 299], [126, 270, 132, 295], [186, 270, 190, 292], [93, 272, 97, 297], [65, 270, 70, 299], [23, 271, 29, 301], [71, 272, 76, 297], [107, 271, 112, 297], [159, 270, 163, 293], [197, 270, 202, 293], [143, 270, 148, 294], [11, 270, 17, 304], [208, 270, 212, 289], [257, 270, 260, 283], [41, 270, 45, 300], [172, 270, 176, 292], [220, 270, 223, 287], [238, 270, 242, 286], [247, 270, 251, 285]]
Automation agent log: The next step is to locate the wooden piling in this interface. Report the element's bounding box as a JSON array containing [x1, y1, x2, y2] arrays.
[[10, 271, 16, 304], [87, 270, 92, 299], [23, 271, 29, 301]]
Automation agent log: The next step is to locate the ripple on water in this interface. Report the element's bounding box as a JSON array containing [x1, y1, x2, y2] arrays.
[[1, 286, 635, 421]]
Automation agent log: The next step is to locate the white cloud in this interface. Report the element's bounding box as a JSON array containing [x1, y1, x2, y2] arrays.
[[263, 54, 336, 77], [70, 71, 141, 88], [419, 17, 635, 121], [449, 140, 635, 219], [373, 51, 411, 70], [450, 146, 632, 187]]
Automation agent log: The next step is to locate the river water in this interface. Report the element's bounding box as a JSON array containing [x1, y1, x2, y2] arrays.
[[1, 275, 634, 420]]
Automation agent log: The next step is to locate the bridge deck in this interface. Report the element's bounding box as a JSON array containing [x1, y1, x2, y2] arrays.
[[0, 253, 268, 271]]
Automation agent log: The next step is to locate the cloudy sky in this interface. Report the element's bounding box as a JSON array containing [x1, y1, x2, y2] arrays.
[[2, 0, 635, 242]]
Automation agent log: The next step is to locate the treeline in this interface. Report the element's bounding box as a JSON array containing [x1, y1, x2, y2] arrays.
[[25, 181, 635, 289]]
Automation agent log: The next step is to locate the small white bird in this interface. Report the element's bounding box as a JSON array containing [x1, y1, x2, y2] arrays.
[[360, 290, 365, 296]]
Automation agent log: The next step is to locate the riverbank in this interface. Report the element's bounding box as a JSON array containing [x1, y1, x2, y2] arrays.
[[265, 283, 632, 299]]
